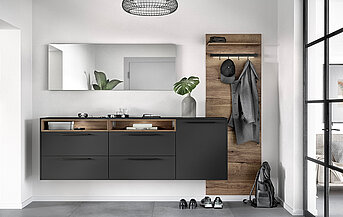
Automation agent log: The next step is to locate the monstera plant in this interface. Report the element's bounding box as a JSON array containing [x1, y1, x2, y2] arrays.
[[173, 76, 200, 95], [92, 71, 122, 90], [173, 76, 200, 117]]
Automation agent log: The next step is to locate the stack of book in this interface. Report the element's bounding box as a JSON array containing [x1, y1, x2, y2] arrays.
[[126, 124, 157, 130]]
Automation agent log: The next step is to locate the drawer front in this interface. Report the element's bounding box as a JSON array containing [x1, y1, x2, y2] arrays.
[[109, 132, 175, 155], [109, 156, 175, 180], [41, 132, 108, 156], [41, 156, 108, 180], [176, 119, 228, 180]]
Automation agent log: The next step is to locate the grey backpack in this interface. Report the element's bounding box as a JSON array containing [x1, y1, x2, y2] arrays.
[[243, 161, 278, 208]]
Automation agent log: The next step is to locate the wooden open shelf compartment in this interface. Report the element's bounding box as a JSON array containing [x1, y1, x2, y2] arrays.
[[207, 42, 261, 46], [108, 119, 176, 132], [41, 119, 109, 132]]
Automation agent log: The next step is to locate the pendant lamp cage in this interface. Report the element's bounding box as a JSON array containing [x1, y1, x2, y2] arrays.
[[122, 0, 178, 16]]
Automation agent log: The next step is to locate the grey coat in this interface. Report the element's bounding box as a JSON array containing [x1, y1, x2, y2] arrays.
[[228, 60, 260, 145]]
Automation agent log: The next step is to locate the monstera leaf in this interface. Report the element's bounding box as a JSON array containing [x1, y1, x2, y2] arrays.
[[173, 76, 200, 96], [92, 71, 122, 90]]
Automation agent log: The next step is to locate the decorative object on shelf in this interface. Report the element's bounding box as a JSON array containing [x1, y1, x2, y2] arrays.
[[48, 122, 74, 130], [126, 123, 158, 130], [78, 112, 89, 118], [209, 36, 226, 43], [173, 76, 200, 117], [114, 108, 129, 118], [142, 114, 161, 118], [93, 71, 122, 90], [122, 0, 178, 16]]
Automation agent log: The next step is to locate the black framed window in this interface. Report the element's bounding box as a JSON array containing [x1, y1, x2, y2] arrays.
[[304, 0, 343, 216]]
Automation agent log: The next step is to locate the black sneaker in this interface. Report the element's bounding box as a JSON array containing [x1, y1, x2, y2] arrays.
[[189, 199, 197, 209], [179, 199, 188, 209], [213, 197, 223, 209], [200, 196, 213, 208]]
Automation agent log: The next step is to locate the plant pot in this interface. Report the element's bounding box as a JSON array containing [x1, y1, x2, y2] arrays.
[[182, 93, 196, 117]]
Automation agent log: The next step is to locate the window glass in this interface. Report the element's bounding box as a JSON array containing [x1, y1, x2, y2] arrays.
[[308, 161, 325, 217], [308, 0, 324, 43], [329, 0, 343, 33], [308, 103, 325, 161], [308, 42, 324, 100]]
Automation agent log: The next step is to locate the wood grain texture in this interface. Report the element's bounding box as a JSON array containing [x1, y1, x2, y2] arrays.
[[41, 119, 176, 132], [109, 119, 176, 131], [206, 34, 262, 195], [41, 119, 109, 131]]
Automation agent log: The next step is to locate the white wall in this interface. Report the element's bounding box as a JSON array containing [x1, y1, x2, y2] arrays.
[[0, 21, 22, 209], [277, 0, 303, 215], [32, 0, 280, 202], [0, 0, 33, 208]]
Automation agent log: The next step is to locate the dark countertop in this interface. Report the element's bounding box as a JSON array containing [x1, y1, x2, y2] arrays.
[[41, 116, 228, 120]]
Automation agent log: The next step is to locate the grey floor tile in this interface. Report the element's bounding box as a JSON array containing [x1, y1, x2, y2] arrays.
[[0, 201, 298, 217], [0, 202, 80, 217], [70, 202, 153, 217], [226, 202, 296, 217], [153, 202, 234, 217]]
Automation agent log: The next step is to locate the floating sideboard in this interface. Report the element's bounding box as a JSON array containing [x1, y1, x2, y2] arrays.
[[40, 117, 228, 180]]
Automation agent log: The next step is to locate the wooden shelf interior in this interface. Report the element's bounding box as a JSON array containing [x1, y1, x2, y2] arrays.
[[41, 119, 177, 132], [41, 119, 108, 131], [109, 119, 176, 131], [207, 42, 261, 46]]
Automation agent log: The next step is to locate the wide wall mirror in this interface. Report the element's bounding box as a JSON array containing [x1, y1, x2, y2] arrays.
[[48, 44, 177, 91]]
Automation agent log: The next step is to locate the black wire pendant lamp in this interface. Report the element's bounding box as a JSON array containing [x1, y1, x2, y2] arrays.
[[122, 0, 178, 16]]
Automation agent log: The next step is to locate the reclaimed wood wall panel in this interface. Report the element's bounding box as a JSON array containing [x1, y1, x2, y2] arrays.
[[206, 34, 262, 195]]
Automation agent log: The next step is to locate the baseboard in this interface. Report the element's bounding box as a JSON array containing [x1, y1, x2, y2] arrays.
[[22, 197, 33, 208], [277, 197, 303, 216], [32, 195, 249, 202]]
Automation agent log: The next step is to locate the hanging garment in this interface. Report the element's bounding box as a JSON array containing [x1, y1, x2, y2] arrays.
[[228, 60, 260, 145]]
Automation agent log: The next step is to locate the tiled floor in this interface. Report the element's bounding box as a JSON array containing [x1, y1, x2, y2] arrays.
[[0, 202, 297, 217]]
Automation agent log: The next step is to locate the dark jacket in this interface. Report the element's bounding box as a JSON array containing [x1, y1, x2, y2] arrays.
[[228, 60, 260, 144]]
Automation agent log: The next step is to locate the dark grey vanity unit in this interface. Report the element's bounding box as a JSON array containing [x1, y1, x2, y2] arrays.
[[40, 117, 227, 180]]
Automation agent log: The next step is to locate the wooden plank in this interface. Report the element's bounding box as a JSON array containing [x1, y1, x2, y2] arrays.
[[41, 119, 177, 132], [206, 34, 262, 195], [109, 119, 176, 131], [206, 180, 255, 195], [207, 42, 261, 46], [41, 119, 109, 131]]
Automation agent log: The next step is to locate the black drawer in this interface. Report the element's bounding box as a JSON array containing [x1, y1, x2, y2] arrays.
[[176, 119, 228, 180], [109, 156, 175, 180], [109, 132, 175, 156], [41, 156, 108, 180], [41, 132, 108, 156]]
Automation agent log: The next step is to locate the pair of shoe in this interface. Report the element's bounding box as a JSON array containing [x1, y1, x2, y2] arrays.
[[179, 199, 197, 209], [200, 196, 223, 209]]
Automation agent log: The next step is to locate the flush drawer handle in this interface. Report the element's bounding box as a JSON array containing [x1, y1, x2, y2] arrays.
[[126, 134, 161, 137], [127, 157, 162, 161], [57, 133, 93, 136], [61, 157, 94, 161], [185, 121, 220, 124]]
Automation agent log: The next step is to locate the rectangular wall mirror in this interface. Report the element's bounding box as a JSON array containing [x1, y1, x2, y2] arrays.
[[48, 44, 177, 91]]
